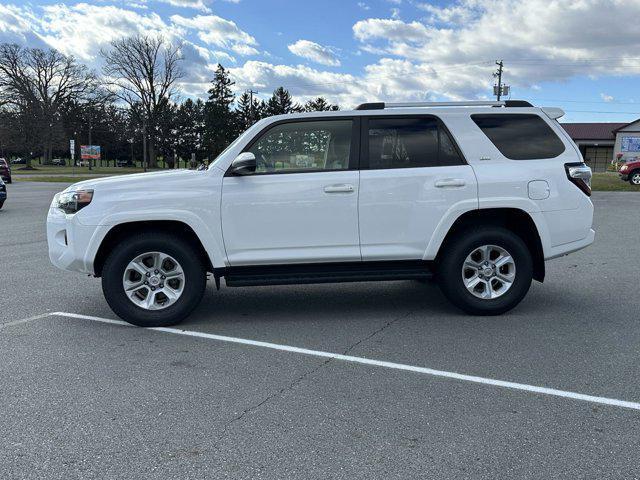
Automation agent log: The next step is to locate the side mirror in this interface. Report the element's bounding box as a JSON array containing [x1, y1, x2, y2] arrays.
[[230, 152, 257, 176]]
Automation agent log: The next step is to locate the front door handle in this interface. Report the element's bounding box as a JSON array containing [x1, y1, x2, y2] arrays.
[[324, 184, 354, 193], [435, 178, 466, 188]]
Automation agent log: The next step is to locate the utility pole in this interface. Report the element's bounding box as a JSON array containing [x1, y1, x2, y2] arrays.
[[248, 89, 258, 123], [493, 60, 510, 101]]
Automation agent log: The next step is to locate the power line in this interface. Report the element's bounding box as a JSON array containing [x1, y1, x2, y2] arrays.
[[562, 110, 640, 115], [262, 60, 494, 93], [525, 98, 640, 106]]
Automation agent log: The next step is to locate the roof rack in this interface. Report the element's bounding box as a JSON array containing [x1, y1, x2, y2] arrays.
[[354, 100, 533, 110]]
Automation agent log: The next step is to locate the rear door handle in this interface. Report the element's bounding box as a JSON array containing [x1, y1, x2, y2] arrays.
[[324, 184, 354, 193], [435, 178, 466, 188]]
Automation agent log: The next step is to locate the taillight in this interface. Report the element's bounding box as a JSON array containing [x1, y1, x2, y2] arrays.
[[565, 162, 592, 197]]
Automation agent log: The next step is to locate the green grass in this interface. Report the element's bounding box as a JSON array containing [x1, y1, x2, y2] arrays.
[[591, 172, 640, 192], [13, 166, 147, 175], [15, 176, 104, 183]]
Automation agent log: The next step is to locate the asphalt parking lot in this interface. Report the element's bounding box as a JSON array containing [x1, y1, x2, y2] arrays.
[[1, 182, 640, 479]]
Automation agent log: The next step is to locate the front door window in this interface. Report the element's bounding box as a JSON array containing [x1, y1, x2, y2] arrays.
[[248, 120, 353, 173]]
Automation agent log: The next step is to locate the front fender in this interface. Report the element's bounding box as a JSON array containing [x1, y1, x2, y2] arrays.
[[82, 210, 226, 269]]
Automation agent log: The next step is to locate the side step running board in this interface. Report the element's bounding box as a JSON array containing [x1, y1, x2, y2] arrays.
[[221, 261, 434, 287]]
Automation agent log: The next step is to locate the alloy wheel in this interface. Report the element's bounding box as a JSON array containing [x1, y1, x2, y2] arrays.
[[462, 244, 516, 299], [122, 251, 186, 310]]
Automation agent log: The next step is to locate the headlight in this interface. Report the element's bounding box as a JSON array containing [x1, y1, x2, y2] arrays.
[[620, 165, 628, 172], [53, 189, 94, 214]]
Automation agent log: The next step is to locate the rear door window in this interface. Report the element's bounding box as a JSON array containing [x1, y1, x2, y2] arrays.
[[364, 117, 465, 170], [471, 113, 565, 160]]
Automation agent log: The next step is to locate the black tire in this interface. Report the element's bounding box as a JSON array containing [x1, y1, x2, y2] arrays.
[[629, 170, 640, 186], [436, 227, 533, 316], [0, 201, 4, 209], [101, 231, 207, 327]]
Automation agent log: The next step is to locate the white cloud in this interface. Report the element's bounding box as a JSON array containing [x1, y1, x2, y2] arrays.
[[601, 93, 614, 102], [0, 4, 46, 46], [0, 3, 255, 100], [37, 3, 180, 60], [288, 40, 340, 67], [352, 0, 640, 96], [170, 14, 258, 55], [156, 0, 212, 12], [357, 2, 370, 10], [3, 0, 640, 110], [227, 57, 477, 108], [416, 2, 477, 24]]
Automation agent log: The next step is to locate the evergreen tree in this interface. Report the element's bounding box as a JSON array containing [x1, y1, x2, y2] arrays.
[[176, 98, 205, 165], [236, 91, 262, 132], [155, 102, 179, 168], [203, 64, 237, 158], [304, 97, 339, 112], [266, 87, 302, 116]]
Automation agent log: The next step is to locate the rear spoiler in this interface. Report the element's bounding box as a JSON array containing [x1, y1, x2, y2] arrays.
[[541, 107, 565, 120]]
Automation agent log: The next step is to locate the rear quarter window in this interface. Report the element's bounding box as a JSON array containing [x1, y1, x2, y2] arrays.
[[471, 113, 565, 160]]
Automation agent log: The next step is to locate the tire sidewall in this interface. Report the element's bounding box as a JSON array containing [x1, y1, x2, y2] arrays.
[[102, 233, 206, 327], [630, 171, 640, 186], [438, 228, 533, 315]]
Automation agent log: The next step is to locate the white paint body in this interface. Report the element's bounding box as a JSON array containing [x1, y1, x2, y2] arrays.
[[47, 106, 594, 276]]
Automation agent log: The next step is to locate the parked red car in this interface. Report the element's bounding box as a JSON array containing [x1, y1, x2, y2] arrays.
[[0, 158, 11, 184], [619, 159, 640, 186]]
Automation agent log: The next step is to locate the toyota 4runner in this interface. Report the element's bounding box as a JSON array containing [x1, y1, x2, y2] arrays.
[[47, 100, 595, 327]]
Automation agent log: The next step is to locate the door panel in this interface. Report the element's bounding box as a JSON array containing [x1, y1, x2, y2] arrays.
[[359, 166, 477, 260], [221, 171, 360, 265], [358, 115, 478, 261], [220, 118, 361, 266]]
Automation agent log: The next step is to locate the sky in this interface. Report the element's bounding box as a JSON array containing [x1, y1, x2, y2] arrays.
[[1, 0, 640, 122]]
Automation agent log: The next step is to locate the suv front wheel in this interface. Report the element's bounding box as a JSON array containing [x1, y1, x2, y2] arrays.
[[101, 232, 207, 327], [437, 227, 533, 315]]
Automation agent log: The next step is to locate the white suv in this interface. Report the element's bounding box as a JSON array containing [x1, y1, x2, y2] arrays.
[[47, 100, 595, 327]]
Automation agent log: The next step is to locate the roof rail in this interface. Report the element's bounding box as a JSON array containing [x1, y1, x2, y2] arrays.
[[354, 100, 534, 110]]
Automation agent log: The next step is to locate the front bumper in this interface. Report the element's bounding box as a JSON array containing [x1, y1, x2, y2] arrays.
[[619, 173, 629, 181], [47, 207, 109, 275]]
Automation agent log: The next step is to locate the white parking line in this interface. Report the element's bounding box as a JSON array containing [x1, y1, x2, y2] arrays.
[[5, 311, 640, 412]]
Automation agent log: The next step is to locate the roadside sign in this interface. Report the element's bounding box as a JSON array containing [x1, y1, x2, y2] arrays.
[[81, 145, 101, 160], [70, 139, 75, 159]]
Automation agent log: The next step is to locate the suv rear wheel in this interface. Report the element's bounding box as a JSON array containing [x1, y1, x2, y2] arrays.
[[101, 232, 207, 327], [437, 227, 533, 315]]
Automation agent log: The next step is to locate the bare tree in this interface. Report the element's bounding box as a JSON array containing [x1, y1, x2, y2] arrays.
[[101, 35, 184, 168], [0, 43, 102, 167]]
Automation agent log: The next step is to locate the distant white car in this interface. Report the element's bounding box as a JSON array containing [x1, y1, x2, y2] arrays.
[[47, 100, 595, 327], [52, 158, 66, 166]]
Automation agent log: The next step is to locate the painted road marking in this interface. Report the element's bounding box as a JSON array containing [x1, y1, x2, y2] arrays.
[[5, 311, 640, 412]]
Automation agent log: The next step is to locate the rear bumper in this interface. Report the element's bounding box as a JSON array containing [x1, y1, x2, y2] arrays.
[[545, 228, 595, 260]]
